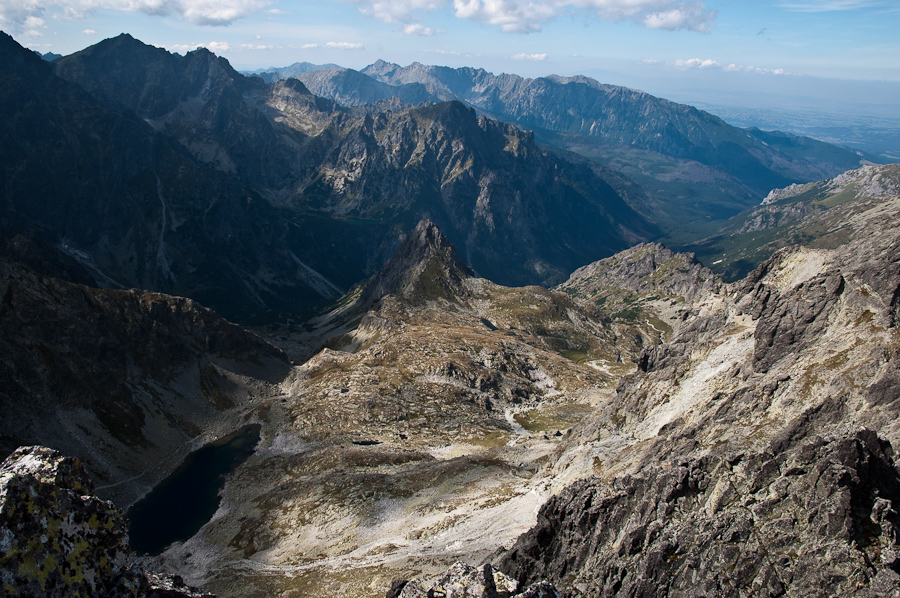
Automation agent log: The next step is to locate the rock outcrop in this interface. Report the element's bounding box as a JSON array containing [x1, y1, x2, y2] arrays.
[[358, 219, 474, 307], [500, 428, 900, 597], [0, 254, 289, 506], [0, 445, 213, 597], [387, 562, 558, 598]]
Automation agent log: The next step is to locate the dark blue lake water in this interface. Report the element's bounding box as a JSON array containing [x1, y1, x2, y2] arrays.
[[127, 424, 261, 555]]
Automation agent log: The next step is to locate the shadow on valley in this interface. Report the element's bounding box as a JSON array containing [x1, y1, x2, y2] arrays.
[[127, 424, 261, 555]]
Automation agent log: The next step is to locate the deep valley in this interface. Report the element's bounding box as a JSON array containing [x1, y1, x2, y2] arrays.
[[2, 30, 900, 598]]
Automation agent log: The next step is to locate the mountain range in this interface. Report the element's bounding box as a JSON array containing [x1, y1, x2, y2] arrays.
[[2, 32, 672, 320], [3, 28, 900, 598], [267, 59, 876, 240]]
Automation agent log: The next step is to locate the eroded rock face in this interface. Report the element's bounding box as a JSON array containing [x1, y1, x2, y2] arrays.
[[499, 428, 900, 597], [0, 445, 213, 598]]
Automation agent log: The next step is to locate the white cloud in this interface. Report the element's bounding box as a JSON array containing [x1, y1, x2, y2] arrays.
[[403, 23, 445, 35], [512, 52, 548, 60], [206, 40, 230, 52], [0, 0, 43, 33], [0, 0, 271, 31], [673, 58, 718, 68], [778, 0, 891, 12], [641, 3, 715, 32], [168, 40, 230, 53], [673, 57, 788, 75], [24, 28, 43, 36], [82, 28, 95, 33], [240, 43, 272, 49], [325, 41, 364, 49], [300, 43, 319, 49], [343, 0, 716, 33], [349, 0, 444, 23]]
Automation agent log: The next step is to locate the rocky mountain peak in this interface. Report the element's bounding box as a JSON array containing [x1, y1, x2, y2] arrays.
[[358, 219, 474, 306], [282, 76, 312, 95], [556, 241, 721, 314]]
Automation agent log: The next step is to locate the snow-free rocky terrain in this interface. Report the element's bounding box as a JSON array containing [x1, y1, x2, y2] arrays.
[[156, 163, 899, 597], [2, 149, 899, 596], [0, 29, 900, 598]]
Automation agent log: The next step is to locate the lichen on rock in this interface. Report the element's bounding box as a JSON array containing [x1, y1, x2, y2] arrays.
[[0, 445, 213, 598]]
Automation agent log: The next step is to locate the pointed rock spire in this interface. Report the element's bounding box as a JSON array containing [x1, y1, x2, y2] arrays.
[[359, 219, 474, 305]]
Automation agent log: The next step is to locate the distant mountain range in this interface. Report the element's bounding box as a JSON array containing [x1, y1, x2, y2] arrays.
[[2, 32, 655, 320], [260, 59, 879, 239], [1, 32, 887, 322]]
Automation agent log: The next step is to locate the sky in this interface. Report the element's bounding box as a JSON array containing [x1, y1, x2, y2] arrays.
[[2, 0, 899, 113]]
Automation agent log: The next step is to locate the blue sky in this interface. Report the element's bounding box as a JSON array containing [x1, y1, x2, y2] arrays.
[[3, 0, 899, 106]]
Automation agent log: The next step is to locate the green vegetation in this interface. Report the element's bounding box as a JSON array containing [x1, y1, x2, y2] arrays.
[[513, 402, 594, 433]]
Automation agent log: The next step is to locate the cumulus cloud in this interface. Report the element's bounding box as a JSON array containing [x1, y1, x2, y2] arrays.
[[512, 52, 548, 60], [349, 0, 444, 23], [0, 0, 271, 31], [343, 0, 716, 33], [82, 28, 95, 33], [671, 57, 787, 75], [325, 41, 364, 49], [403, 23, 445, 35], [169, 40, 231, 53]]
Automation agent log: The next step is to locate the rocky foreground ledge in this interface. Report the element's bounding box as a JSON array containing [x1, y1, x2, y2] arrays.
[[498, 427, 900, 597], [385, 562, 559, 597], [0, 445, 214, 598]]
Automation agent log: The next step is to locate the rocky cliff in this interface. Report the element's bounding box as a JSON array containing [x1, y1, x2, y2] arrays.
[[0, 254, 289, 506], [486, 164, 900, 596], [500, 428, 900, 597]]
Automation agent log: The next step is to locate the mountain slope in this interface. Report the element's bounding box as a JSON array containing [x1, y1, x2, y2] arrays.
[[489, 163, 900, 596], [290, 59, 877, 237], [0, 32, 342, 320], [23, 34, 658, 306], [288, 100, 657, 286], [147, 220, 670, 596], [0, 254, 289, 506], [359, 61, 869, 188], [53, 33, 301, 193], [687, 163, 900, 280]]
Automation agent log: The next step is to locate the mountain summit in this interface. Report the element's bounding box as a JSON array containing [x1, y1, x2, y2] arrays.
[[359, 219, 474, 305]]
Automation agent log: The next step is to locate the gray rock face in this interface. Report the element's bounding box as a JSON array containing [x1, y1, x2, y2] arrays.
[[389, 562, 557, 598], [0, 254, 289, 505], [358, 218, 474, 306], [556, 242, 721, 313], [499, 428, 900, 597], [748, 270, 846, 372], [0, 445, 213, 597]]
